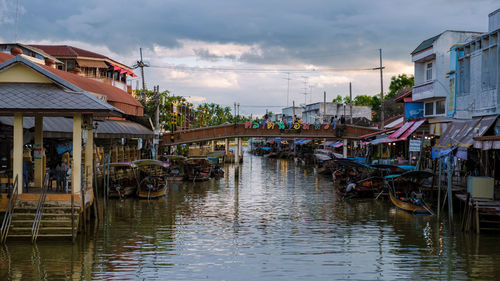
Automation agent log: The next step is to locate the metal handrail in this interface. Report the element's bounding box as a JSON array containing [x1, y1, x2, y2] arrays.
[[32, 173, 49, 243], [0, 175, 19, 244]]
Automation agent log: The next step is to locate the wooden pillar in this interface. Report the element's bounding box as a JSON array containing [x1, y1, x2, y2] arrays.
[[225, 139, 229, 154], [235, 138, 240, 164], [343, 139, 348, 158], [238, 138, 243, 158], [72, 114, 82, 195], [211, 140, 216, 152], [13, 113, 23, 194], [84, 115, 94, 191], [34, 115, 44, 187]]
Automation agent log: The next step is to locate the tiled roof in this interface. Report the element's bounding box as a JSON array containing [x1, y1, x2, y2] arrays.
[[0, 52, 13, 61], [29, 44, 133, 71], [0, 83, 115, 113], [30, 45, 107, 59], [0, 53, 143, 116]]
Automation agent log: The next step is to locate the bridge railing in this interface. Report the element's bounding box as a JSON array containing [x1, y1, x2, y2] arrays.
[[162, 123, 380, 145]]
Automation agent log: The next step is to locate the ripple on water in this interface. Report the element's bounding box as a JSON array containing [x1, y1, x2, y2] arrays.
[[1, 153, 499, 280]]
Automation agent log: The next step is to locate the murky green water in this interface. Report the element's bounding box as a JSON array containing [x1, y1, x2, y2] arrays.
[[2, 152, 500, 280]]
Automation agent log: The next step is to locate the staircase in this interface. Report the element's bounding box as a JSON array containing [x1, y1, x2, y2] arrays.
[[8, 200, 80, 240]]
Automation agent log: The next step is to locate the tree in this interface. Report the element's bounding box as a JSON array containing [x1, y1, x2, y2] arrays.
[[352, 95, 374, 106], [332, 95, 344, 104], [387, 74, 414, 100]]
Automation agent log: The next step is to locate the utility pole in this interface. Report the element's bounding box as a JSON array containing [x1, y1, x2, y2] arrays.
[[301, 76, 309, 105], [349, 82, 353, 124], [133, 48, 150, 101], [283, 72, 291, 107], [323, 91, 326, 122], [378, 49, 384, 128], [154, 85, 160, 159]]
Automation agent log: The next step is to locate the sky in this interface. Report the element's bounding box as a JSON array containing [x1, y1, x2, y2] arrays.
[[1, 0, 499, 115]]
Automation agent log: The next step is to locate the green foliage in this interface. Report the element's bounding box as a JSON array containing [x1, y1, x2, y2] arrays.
[[140, 89, 250, 131], [352, 95, 374, 106], [387, 74, 414, 100], [332, 95, 344, 104]]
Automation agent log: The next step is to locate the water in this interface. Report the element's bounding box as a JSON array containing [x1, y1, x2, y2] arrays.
[[2, 153, 500, 280]]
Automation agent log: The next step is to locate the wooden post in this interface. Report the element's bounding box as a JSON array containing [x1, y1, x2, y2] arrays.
[[437, 159, 442, 219], [72, 114, 82, 196], [13, 113, 24, 194], [34, 115, 44, 187], [447, 156, 454, 234], [475, 201, 480, 234]]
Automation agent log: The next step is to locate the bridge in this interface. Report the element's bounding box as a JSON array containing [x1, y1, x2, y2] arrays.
[[161, 122, 380, 145]]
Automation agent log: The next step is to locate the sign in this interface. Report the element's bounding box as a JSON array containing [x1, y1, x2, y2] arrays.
[[33, 144, 42, 159], [405, 102, 424, 119], [409, 139, 422, 152]]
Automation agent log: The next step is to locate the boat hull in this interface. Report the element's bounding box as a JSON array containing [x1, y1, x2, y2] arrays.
[[137, 185, 167, 199], [389, 191, 431, 215]]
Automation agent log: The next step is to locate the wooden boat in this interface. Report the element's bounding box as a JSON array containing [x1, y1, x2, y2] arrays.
[[337, 176, 384, 199], [105, 162, 137, 199], [160, 155, 186, 181], [184, 157, 211, 181], [133, 159, 169, 199], [386, 171, 434, 215]]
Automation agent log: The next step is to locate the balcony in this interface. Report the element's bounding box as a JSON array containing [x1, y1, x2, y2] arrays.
[[412, 81, 436, 101]]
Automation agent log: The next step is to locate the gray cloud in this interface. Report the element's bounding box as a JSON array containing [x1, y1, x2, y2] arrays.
[[2, 0, 497, 67]]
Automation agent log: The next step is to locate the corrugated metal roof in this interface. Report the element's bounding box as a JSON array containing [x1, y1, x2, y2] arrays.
[[411, 34, 441, 55], [0, 116, 153, 138]]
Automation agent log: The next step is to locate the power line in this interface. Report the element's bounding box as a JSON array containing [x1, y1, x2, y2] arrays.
[[148, 64, 376, 73]]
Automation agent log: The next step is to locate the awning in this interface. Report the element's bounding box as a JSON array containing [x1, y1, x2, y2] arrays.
[[369, 119, 426, 145], [433, 115, 498, 155], [76, 59, 108, 68], [359, 128, 396, 139], [295, 139, 312, 145], [399, 119, 426, 140], [387, 121, 415, 139], [331, 141, 343, 148], [384, 116, 404, 129], [322, 141, 335, 146], [106, 62, 138, 77]]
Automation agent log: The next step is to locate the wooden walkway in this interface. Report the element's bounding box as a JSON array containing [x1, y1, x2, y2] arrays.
[[456, 193, 500, 233]]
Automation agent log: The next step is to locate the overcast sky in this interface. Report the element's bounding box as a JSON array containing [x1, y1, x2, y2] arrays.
[[1, 0, 499, 115]]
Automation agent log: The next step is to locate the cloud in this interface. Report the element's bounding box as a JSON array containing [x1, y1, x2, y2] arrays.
[[4, 0, 499, 114]]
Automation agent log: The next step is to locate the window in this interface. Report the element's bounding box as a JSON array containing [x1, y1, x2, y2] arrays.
[[482, 49, 489, 90], [436, 100, 445, 115], [425, 102, 434, 116], [490, 46, 497, 89], [425, 62, 433, 82]]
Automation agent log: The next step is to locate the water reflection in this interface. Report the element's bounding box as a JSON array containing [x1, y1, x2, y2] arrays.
[[2, 152, 500, 280]]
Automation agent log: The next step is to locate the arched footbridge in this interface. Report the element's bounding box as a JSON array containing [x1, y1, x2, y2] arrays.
[[161, 122, 380, 145]]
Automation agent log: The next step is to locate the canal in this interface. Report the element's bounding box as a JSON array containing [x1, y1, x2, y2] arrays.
[[2, 151, 500, 280]]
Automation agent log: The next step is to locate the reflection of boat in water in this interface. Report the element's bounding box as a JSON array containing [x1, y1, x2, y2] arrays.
[[134, 159, 169, 199], [386, 171, 434, 215], [105, 162, 138, 199]]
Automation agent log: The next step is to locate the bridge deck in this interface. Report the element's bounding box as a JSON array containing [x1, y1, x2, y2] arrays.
[[161, 123, 380, 145]]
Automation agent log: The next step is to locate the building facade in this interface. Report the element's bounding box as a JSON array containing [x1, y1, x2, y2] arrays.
[[411, 30, 482, 118], [451, 9, 500, 119], [281, 102, 371, 124]]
